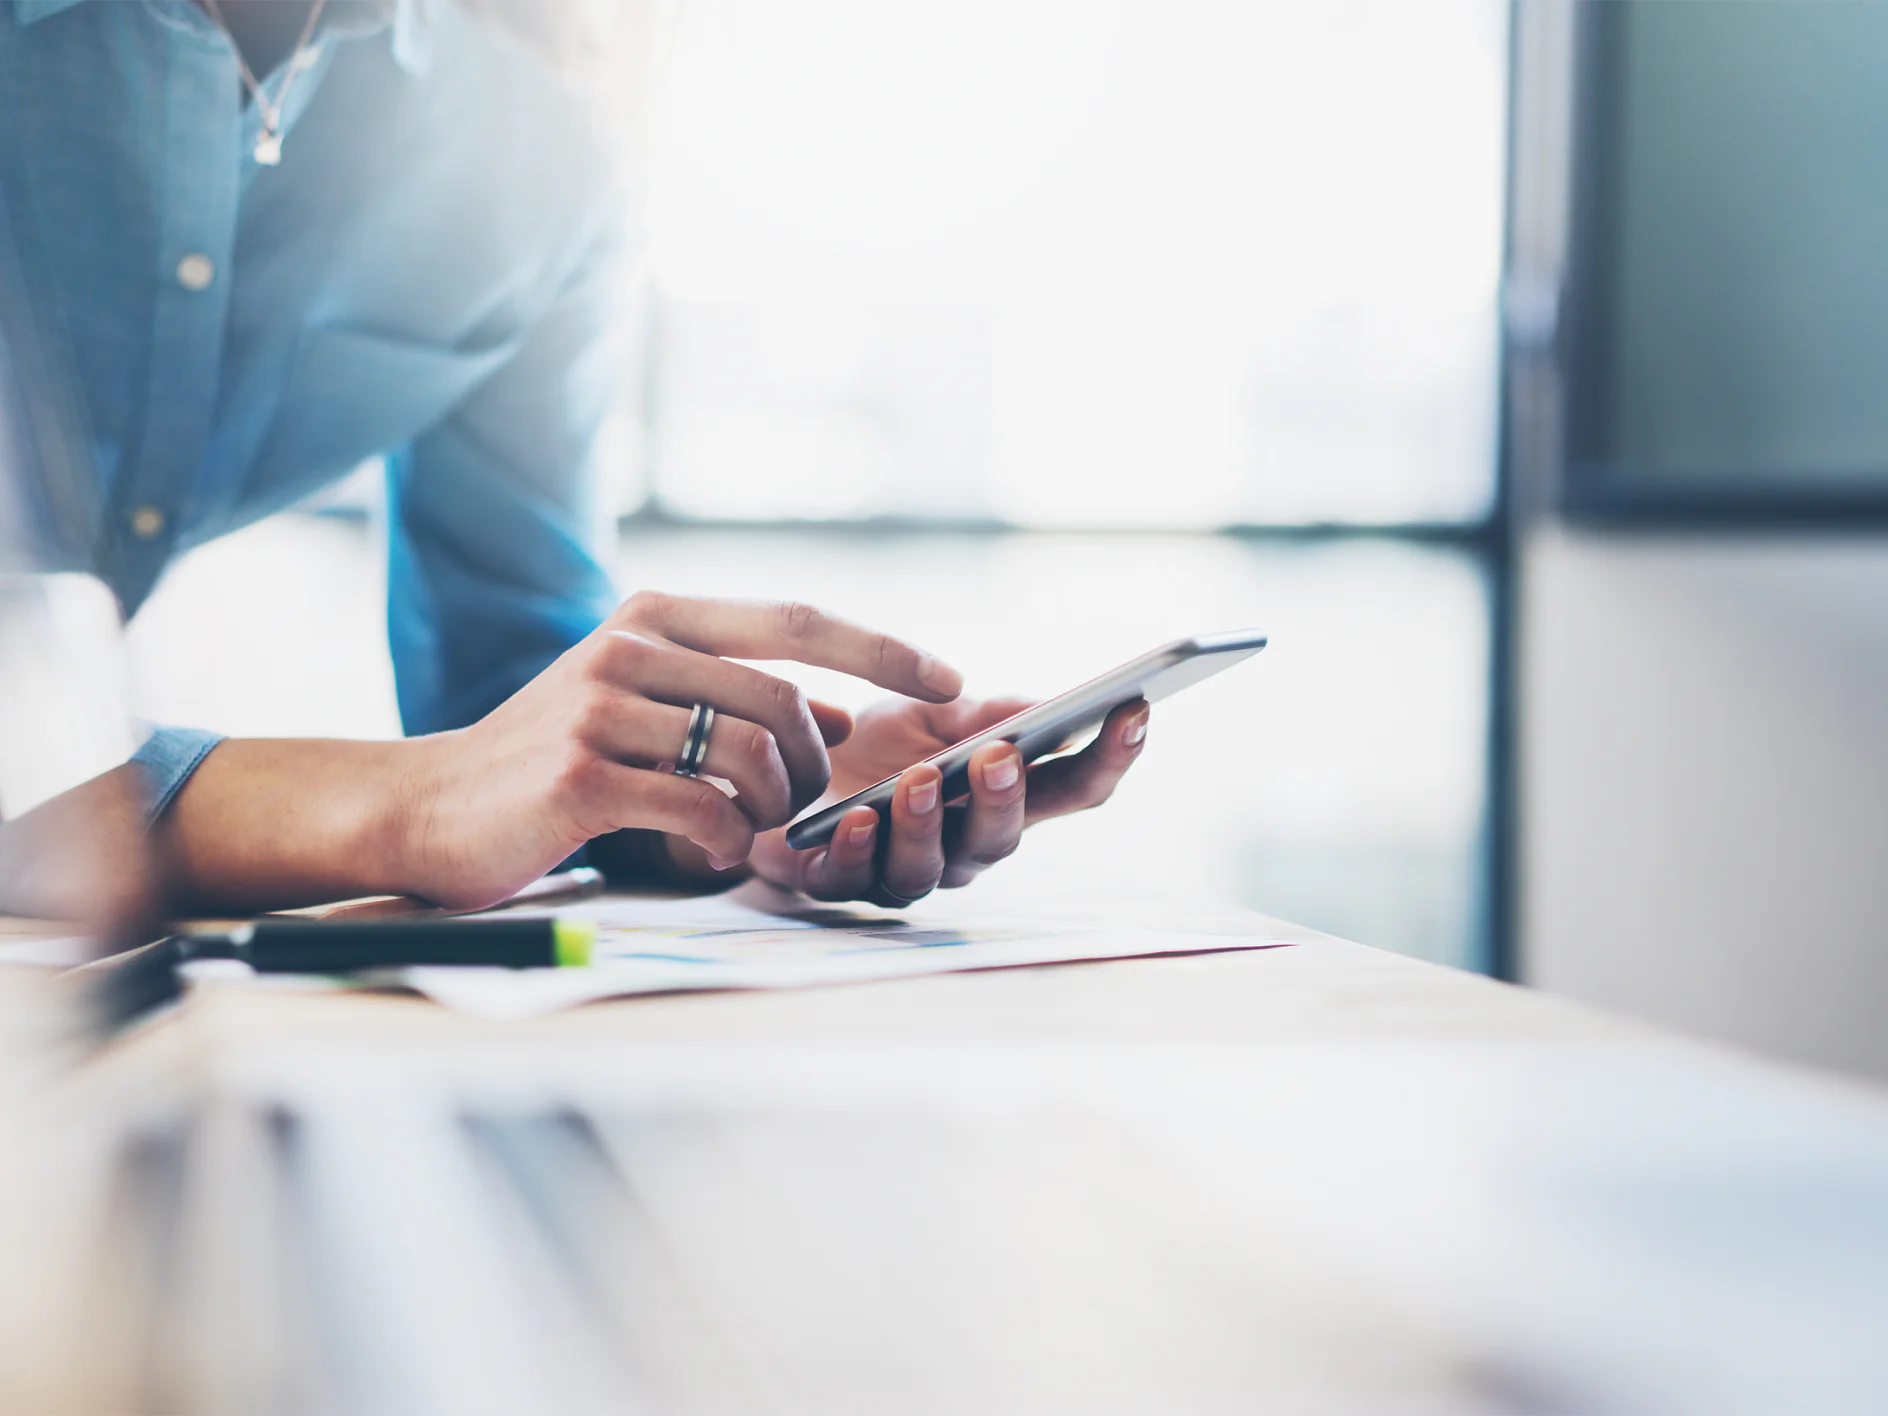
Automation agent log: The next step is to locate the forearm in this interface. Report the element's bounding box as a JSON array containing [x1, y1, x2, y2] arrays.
[[0, 764, 160, 927], [164, 738, 420, 913], [166, 738, 743, 914]]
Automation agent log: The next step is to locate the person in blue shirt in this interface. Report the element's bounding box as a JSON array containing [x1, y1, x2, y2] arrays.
[[0, 0, 1150, 915]]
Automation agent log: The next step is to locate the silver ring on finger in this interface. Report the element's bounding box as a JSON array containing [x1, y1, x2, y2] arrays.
[[674, 702, 715, 778]]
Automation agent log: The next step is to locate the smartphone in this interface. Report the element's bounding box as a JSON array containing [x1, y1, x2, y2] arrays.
[[784, 629, 1268, 850]]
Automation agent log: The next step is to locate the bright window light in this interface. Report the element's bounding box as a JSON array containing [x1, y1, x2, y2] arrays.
[[645, 0, 1508, 526]]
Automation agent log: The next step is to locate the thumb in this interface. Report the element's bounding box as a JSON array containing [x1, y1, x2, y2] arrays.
[[809, 699, 854, 747]]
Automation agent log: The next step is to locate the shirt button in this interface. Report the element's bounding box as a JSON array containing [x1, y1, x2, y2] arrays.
[[129, 505, 167, 540], [175, 253, 215, 292]]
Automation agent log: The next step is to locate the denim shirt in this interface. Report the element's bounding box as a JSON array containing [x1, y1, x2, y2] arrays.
[[0, 0, 628, 815]]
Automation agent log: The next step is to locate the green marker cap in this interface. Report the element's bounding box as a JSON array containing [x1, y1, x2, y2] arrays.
[[552, 918, 596, 968]]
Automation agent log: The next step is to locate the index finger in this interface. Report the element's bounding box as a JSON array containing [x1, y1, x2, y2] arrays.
[[620, 593, 963, 702]]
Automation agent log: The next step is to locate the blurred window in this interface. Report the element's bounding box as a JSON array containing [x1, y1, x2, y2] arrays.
[[640, 0, 1509, 528]]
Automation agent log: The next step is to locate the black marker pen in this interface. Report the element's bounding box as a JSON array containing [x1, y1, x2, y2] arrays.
[[177, 917, 597, 973]]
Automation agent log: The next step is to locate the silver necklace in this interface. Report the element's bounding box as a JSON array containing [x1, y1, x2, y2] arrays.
[[201, 0, 330, 165]]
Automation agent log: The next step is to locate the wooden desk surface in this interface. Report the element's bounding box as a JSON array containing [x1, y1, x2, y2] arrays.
[[5, 892, 1888, 1415]]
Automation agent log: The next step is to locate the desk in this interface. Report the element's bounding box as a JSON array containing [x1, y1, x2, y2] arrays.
[[5, 890, 1888, 1415]]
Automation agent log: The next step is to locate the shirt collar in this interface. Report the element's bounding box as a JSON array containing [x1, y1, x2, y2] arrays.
[[14, 0, 435, 76], [322, 0, 435, 77]]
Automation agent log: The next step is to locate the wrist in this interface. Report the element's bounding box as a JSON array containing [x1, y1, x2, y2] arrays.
[[374, 732, 457, 899], [161, 736, 460, 914]]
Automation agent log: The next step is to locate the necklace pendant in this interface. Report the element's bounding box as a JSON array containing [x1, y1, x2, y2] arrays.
[[254, 128, 283, 165]]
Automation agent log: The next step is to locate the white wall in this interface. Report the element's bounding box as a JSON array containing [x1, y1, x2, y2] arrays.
[[1522, 529, 1888, 1079]]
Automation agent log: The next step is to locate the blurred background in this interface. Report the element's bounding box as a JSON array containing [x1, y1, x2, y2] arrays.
[[109, 1, 1888, 1077]]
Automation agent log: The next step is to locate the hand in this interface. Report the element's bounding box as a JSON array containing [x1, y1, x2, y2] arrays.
[[395, 593, 962, 909], [748, 695, 1150, 906]]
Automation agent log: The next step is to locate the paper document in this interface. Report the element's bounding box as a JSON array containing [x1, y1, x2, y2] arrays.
[[400, 884, 1295, 1020]]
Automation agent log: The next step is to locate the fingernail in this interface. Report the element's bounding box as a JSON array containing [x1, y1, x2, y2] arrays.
[[916, 654, 963, 698], [846, 821, 875, 847], [982, 756, 1020, 792], [708, 853, 738, 871], [907, 778, 939, 814], [1123, 713, 1149, 747]]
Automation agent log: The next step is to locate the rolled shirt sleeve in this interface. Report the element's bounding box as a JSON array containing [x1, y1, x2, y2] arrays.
[[130, 724, 224, 820]]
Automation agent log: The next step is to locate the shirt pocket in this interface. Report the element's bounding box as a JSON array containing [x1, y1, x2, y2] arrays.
[[246, 323, 523, 517]]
